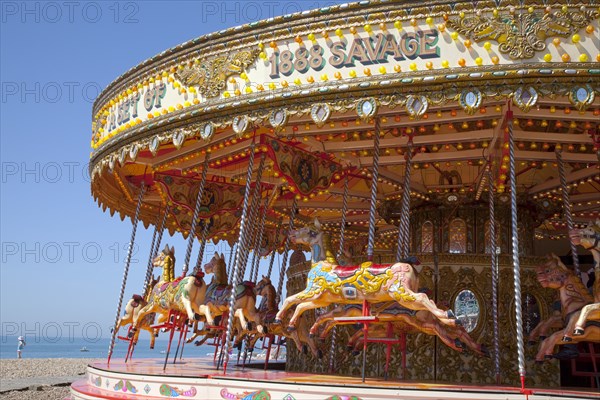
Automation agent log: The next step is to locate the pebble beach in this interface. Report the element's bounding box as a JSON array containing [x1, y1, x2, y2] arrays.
[[0, 358, 97, 399]]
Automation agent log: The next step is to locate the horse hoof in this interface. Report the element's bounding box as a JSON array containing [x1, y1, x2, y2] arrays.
[[454, 338, 465, 349], [309, 333, 315, 339], [262, 326, 268, 335], [573, 328, 584, 336], [302, 345, 308, 355], [454, 319, 463, 327], [247, 322, 253, 331], [351, 350, 360, 357], [544, 354, 553, 360], [127, 330, 135, 338], [287, 326, 297, 333], [527, 340, 536, 346], [273, 319, 282, 325], [447, 309, 456, 319], [346, 345, 353, 352], [317, 349, 323, 359], [562, 336, 572, 342], [539, 335, 547, 341], [194, 341, 201, 347], [150, 345, 154, 350], [194, 313, 202, 321]]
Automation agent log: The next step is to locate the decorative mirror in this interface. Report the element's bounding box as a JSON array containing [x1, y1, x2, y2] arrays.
[[568, 85, 594, 111], [172, 130, 185, 149], [149, 136, 160, 155], [513, 86, 538, 112], [406, 95, 429, 119], [269, 108, 288, 132], [454, 289, 480, 333], [200, 122, 215, 140], [310, 103, 331, 127], [356, 98, 378, 120], [459, 88, 482, 115], [232, 115, 250, 136]]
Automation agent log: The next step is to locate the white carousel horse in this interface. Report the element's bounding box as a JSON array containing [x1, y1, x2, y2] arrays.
[[569, 220, 600, 336], [274, 218, 457, 330]]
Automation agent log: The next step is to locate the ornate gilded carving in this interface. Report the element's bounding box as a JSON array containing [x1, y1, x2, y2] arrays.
[[446, 8, 599, 59], [175, 49, 260, 98]]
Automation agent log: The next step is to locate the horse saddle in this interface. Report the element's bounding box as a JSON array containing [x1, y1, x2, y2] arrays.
[[236, 281, 256, 301], [207, 284, 230, 303], [131, 294, 144, 308], [158, 277, 184, 293], [332, 262, 391, 279]]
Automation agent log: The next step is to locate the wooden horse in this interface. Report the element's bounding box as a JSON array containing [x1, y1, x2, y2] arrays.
[[312, 303, 488, 356], [247, 276, 320, 358], [569, 220, 600, 336], [533, 254, 600, 361], [115, 276, 162, 349], [131, 245, 208, 332], [202, 252, 264, 333], [274, 218, 457, 330]]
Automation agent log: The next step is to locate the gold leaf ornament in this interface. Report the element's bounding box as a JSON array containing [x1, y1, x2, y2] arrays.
[[175, 49, 260, 98], [446, 8, 599, 60]]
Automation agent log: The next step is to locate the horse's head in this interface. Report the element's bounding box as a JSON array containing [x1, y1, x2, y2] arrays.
[[153, 244, 175, 267], [255, 276, 273, 296], [536, 253, 569, 289], [569, 220, 600, 250], [204, 252, 224, 275], [290, 218, 323, 247]]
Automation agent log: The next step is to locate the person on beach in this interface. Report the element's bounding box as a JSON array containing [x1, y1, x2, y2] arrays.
[[17, 336, 25, 359]]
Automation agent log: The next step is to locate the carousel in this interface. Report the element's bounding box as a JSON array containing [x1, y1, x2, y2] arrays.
[[69, 0, 600, 398]]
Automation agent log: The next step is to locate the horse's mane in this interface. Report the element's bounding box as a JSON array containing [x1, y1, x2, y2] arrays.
[[321, 233, 338, 264]]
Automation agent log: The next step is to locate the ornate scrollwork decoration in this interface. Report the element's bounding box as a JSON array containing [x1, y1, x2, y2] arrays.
[[446, 8, 599, 60], [175, 49, 260, 98]]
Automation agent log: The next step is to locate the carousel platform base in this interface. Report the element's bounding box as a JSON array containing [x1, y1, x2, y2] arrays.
[[68, 358, 599, 400]]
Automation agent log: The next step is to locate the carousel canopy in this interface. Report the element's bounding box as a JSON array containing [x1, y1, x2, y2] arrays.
[[89, 0, 600, 252]]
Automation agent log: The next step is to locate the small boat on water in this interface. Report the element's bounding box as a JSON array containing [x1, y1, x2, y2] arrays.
[[80, 347, 89, 352]]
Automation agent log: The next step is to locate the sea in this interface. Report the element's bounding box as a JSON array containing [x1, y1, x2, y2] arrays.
[[0, 336, 214, 360]]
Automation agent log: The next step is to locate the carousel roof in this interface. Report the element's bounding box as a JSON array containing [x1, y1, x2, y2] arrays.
[[89, 0, 600, 251]]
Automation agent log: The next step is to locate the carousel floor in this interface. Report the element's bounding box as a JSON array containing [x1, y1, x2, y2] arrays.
[[68, 357, 600, 400]]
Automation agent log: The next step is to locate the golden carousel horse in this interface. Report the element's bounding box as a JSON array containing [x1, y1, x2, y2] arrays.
[[202, 252, 264, 333], [569, 220, 600, 336], [312, 303, 488, 356], [115, 275, 162, 349], [274, 218, 457, 330], [131, 245, 208, 333], [533, 254, 600, 361]]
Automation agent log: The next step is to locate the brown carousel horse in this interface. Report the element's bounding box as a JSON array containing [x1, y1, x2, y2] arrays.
[[533, 254, 600, 361], [312, 303, 488, 356], [274, 218, 457, 330], [245, 276, 320, 357], [202, 252, 264, 333], [131, 245, 208, 332], [569, 220, 600, 336]]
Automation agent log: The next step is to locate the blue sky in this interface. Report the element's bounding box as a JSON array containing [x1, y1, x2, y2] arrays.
[[0, 0, 323, 342]]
